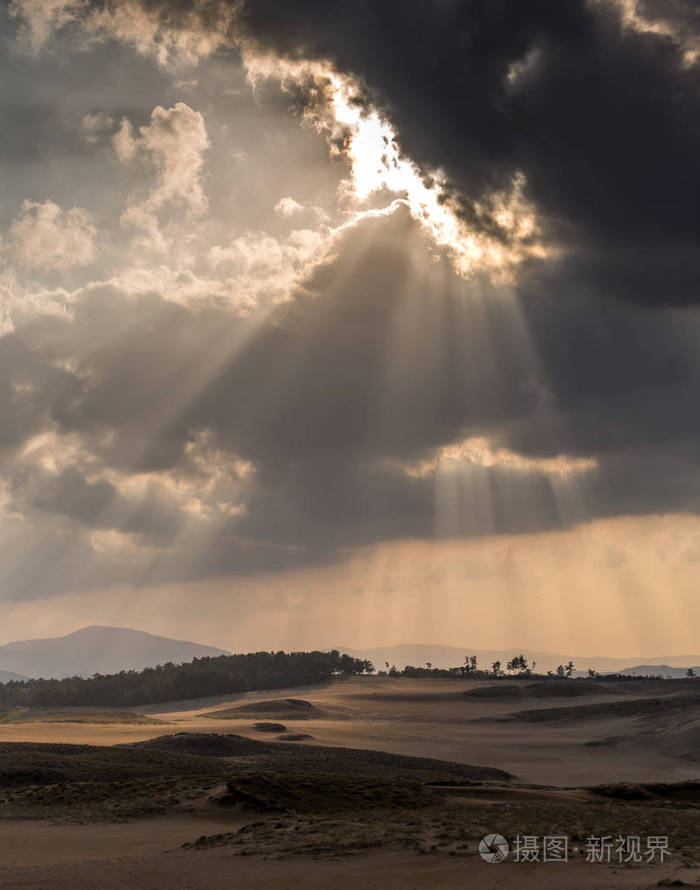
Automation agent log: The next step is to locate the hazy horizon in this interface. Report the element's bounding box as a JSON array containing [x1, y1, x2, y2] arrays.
[[2, 622, 700, 665]]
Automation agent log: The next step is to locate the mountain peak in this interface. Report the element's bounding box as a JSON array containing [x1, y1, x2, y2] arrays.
[[0, 626, 229, 680]]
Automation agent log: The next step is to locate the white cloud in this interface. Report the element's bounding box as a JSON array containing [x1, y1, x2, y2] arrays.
[[81, 111, 114, 145], [103, 265, 258, 312], [8, 0, 80, 51], [8, 199, 98, 269], [274, 196, 329, 224], [112, 118, 137, 163], [0, 270, 73, 335], [599, 0, 699, 67], [114, 103, 209, 251], [83, 0, 234, 67], [10, 0, 234, 65], [405, 436, 598, 479], [208, 228, 326, 304], [274, 196, 304, 217]]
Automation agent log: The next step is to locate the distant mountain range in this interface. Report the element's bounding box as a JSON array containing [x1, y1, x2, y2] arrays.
[[0, 669, 27, 683], [0, 626, 229, 680], [1, 630, 696, 684], [338, 643, 700, 676], [614, 664, 700, 679]]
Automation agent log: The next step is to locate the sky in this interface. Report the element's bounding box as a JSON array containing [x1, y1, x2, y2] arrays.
[[0, 0, 699, 656]]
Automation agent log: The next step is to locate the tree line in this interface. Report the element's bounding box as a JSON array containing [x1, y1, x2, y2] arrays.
[[0, 650, 374, 709], [382, 655, 698, 680], [380, 653, 577, 678]]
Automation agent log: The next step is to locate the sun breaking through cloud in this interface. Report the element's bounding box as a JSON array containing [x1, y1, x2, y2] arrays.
[[0, 0, 698, 657]]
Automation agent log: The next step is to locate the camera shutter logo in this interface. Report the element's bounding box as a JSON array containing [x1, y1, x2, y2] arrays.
[[479, 833, 510, 863]]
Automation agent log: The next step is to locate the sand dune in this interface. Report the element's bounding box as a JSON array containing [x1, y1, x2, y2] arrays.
[[201, 697, 332, 719], [0, 722, 698, 889], [485, 691, 700, 723], [0, 677, 698, 785], [1, 677, 699, 888]]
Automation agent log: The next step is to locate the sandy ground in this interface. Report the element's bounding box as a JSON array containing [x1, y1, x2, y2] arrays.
[[0, 677, 698, 888], [0, 813, 251, 868], [1, 846, 698, 889], [1, 676, 696, 785]]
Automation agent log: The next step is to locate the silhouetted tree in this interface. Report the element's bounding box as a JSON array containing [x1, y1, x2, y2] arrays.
[[506, 654, 529, 675]]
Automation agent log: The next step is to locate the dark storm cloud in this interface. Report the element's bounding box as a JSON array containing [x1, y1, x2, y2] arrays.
[[23, 466, 181, 546], [509, 282, 700, 457], [27, 1, 697, 304], [0, 332, 80, 451], [235, 0, 700, 305]]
